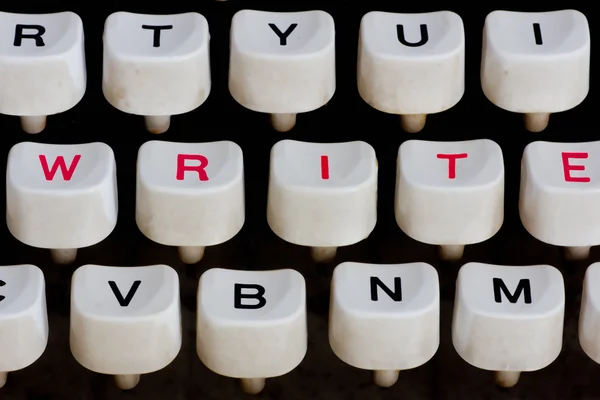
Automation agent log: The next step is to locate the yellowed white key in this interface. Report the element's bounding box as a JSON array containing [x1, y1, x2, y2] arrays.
[[452, 262, 564, 388], [70, 264, 181, 390], [197, 268, 307, 394], [329, 262, 439, 387]]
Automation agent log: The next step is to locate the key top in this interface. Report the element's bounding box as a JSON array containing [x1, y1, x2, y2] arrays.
[[329, 262, 439, 387], [0, 265, 47, 388], [103, 12, 211, 134], [0, 11, 86, 133], [520, 141, 600, 260], [6, 142, 118, 264], [358, 11, 465, 133], [197, 268, 307, 394], [136, 140, 245, 263], [70, 264, 181, 390], [267, 140, 378, 263], [395, 139, 504, 261], [481, 10, 590, 132], [452, 262, 564, 388], [229, 10, 335, 132]]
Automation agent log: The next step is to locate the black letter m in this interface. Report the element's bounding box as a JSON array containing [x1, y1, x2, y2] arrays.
[[493, 278, 532, 304]]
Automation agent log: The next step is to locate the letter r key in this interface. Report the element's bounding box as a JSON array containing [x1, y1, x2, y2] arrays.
[[136, 140, 245, 264]]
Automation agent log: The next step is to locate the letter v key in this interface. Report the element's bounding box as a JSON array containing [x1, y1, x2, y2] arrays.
[[108, 280, 141, 307]]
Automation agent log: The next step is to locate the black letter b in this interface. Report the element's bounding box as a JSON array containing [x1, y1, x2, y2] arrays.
[[234, 283, 267, 309]]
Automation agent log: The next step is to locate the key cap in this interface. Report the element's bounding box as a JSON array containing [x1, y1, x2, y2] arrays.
[[329, 262, 439, 387], [452, 262, 564, 388], [103, 12, 211, 134], [197, 268, 306, 394], [229, 10, 335, 132], [136, 140, 245, 264], [0, 11, 86, 133], [358, 11, 464, 133], [6, 142, 118, 264], [70, 264, 181, 390], [579, 263, 600, 364], [481, 10, 590, 132], [519, 141, 600, 260], [395, 139, 504, 261], [0, 265, 47, 388], [267, 140, 377, 263]]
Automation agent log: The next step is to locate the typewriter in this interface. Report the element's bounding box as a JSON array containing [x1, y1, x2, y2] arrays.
[[0, 1, 596, 399]]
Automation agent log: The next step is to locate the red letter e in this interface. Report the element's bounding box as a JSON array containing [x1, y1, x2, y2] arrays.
[[562, 152, 590, 182]]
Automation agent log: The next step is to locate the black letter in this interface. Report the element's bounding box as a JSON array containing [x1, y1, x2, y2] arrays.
[[14, 24, 46, 47], [533, 23, 543, 45], [0, 280, 5, 302], [108, 280, 141, 307], [397, 24, 428, 47], [268, 23, 298, 46], [234, 283, 266, 309], [370, 277, 402, 301], [493, 278, 532, 304], [142, 25, 173, 47]]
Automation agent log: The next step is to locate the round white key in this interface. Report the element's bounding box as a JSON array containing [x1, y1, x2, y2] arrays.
[[0, 11, 86, 133], [229, 10, 335, 132], [197, 268, 307, 394], [481, 10, 590, 132], [358, 11, 464, 132], [395, 139, 504, 260], [267, 140, 377, 262], [329, 262, 439, 387], [70, 264, 181, 390], [6, 142, 118, 264], [0, 265, 48, 388], [452, 262, 564, 387], [136, 140, 245, 263], [519, 141, 600, 260], [103, 12, 211, 133]]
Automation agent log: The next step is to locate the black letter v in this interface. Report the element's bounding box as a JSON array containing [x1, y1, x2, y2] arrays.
[[108, 280, 141, 307]]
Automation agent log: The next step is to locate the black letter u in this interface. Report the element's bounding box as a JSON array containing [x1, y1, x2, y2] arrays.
[[397, 24, 428, 47]]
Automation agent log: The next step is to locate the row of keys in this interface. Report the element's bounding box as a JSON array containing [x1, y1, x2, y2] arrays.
[[0, 9, 590, 134], [6, 139, 599, 265], [2, 261, 599, 393]]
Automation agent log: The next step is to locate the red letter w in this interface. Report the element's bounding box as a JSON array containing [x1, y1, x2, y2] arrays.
[[39, 154, 82, 181]]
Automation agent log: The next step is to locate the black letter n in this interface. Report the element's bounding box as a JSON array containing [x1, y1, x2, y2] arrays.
[[14, 24, 46, 47], [493, 278, 532, 304], [370, 277, 402, 301], [234, 283, 267, 309]]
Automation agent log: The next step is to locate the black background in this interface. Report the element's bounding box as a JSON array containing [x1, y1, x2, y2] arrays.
[[0, 2, 597, 399]]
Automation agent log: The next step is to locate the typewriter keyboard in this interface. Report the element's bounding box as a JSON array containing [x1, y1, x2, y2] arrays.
[[0, 2, 596, 399]]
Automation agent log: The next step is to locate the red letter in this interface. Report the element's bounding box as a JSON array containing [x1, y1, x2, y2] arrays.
[[562, 152, 590, 182], [321, 155, 329, 180], [39, 154, 81, 181], [176, 154, 209, 181], [437, 153, 468, 179]]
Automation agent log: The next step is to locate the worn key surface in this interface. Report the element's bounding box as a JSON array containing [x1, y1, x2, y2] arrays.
[[0, 0, 597, 399]]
